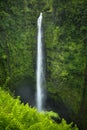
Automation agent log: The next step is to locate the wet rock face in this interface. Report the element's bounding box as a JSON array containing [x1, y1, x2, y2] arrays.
[[45, 92, 75, 123], [14, 78, 36, 107]]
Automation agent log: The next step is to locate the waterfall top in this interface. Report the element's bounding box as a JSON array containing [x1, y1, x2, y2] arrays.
[[37, 13, 43, 26], [40, 12, 42, 16]]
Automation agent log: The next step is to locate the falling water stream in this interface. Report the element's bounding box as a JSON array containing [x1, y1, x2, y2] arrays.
[[36, 13, 45, 111]]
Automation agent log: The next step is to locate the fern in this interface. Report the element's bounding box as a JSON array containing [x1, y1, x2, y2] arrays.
[[0, 88, 78, 130]]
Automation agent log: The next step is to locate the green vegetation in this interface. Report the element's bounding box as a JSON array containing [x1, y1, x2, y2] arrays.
[[0, 0, 87, 130], [0, 88, 78, 130]]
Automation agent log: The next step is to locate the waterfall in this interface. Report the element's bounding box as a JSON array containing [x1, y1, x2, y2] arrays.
[[36, 13, 45, 111]]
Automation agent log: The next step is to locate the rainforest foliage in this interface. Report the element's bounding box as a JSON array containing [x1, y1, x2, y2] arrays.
[[0, 88, 78, 130], [0, 0, 87, 130]]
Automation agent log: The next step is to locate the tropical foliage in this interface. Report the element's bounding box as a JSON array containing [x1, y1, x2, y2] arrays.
[[0, 88, 78, 130]]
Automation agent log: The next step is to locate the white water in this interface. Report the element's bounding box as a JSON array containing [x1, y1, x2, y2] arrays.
[[36, 13, 44, 111]]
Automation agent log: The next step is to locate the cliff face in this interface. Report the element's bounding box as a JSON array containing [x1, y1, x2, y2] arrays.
[[44, 1, 87, 129], [0, 0, 87, 130]]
